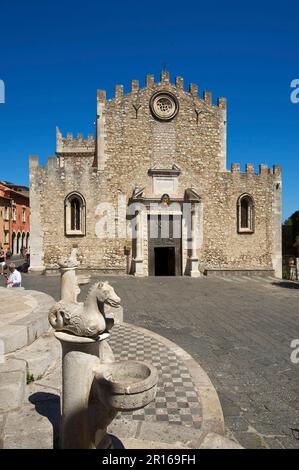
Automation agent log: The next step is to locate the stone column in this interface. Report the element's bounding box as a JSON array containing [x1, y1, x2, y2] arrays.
[[296, 258, 299, 281], [190, 206, 200, 277], [28, 156, 45, 273], [13, 235, 17, 256], [55, 331, 115, 449], [134, 210, 144, 276]]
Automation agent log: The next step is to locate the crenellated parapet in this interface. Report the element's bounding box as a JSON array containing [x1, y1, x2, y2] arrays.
[[96, 70, 226, 110], [56, 127, 95, 155], [95, 70, 228, 172], [230, 163, 282, 177], [29, 155, 59, 178]]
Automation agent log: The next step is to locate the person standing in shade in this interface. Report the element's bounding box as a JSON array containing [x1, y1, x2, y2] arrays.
[[5, 263, 22, 288], [5, 249, 12, 270]]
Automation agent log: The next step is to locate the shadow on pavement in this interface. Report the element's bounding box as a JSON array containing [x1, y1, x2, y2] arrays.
[[107, 434, 125, 449], [28, 392, 126, 449], [29, 392, 61, 449], [271, 281, 299, 289]]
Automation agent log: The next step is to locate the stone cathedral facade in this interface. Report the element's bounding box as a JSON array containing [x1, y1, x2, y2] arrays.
[[29, 70, 282, 277]]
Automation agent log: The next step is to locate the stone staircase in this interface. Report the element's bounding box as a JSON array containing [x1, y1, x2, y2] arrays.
[[0, 289, 56, 416]]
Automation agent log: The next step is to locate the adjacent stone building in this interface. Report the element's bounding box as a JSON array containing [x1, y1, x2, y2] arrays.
[[29, 71, 282, 277]]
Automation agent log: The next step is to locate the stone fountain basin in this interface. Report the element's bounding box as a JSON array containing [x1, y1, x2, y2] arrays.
[[94, 361, 158, 411]]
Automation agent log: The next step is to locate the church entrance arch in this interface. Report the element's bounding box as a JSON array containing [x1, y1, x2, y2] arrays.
[[148, 213, 182, 276], [154, 247, 176, 276]]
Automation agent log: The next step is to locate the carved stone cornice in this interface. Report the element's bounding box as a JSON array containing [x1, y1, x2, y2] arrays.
[[148, 164, 181, 177]]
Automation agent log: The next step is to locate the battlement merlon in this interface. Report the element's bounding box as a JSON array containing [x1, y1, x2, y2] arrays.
[[29, 155, 59, 185], [29, 155, 39, 169], [56, 127, 95, 155], [230, 163, 282, 177]]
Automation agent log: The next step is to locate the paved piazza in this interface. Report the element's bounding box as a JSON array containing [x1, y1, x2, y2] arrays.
[[17, 274, 299, 448]]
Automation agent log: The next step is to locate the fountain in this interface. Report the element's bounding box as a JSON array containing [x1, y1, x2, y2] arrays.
[[49, 250, 158, 449]]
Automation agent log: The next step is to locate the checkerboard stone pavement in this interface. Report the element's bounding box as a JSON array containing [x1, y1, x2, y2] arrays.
[[109, 324, 202, 429]]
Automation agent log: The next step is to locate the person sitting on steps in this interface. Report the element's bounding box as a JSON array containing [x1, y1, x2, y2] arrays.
[[5, 263, 22, 288]]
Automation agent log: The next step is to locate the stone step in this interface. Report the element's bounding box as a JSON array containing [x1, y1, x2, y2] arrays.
[[0, 289, 55, 354], [0, 358, 26, 413], [8, 332, 61, 382], [0, 333, 60, 415], [2, 402, 54, 449]]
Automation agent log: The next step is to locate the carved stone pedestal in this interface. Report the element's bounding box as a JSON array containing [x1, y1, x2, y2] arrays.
[[190, 257, 200, 277], [133, 258, 144, 277]]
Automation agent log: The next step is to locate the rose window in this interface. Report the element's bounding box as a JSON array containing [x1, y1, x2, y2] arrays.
[[150, 92, 179, 121], [156, 98, 173, 113]]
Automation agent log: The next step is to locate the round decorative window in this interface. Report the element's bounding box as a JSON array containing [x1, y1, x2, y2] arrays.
[[150, 91, 179, 121]]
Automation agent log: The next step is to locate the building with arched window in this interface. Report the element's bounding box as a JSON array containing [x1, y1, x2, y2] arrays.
[[29, 71, 282, 277], [237, 194, 255, 233], [0, 182, 30, 254]]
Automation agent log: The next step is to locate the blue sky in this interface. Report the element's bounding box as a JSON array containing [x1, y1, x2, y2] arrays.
[[0, 0, 298, 220]]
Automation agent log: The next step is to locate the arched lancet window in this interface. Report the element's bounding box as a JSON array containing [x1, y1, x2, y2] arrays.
[[65, 192, 86, 236], [237, 194, 255, 233], [71, 197, 81, 231]]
